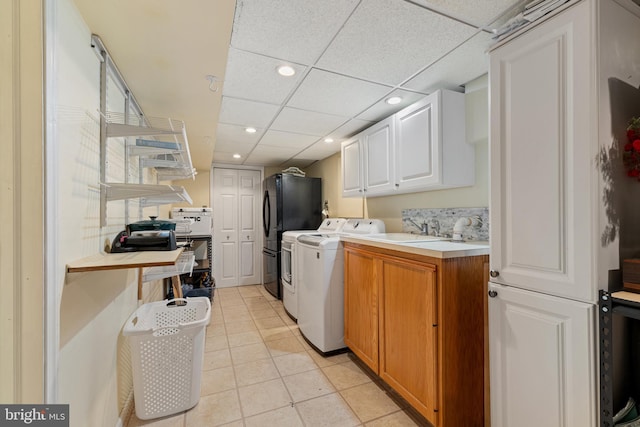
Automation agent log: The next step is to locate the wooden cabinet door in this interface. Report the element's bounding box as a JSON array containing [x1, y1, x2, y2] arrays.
[[341, 136, 363, 198], [363, 117, 395, 196], [344, 247, 379, 372], [489, 1, 594, 301], [379, 256, 438, 426], [488, 283, 595, 427]]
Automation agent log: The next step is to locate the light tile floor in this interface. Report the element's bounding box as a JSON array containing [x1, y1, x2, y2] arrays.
[[127, 285, 425, 427]]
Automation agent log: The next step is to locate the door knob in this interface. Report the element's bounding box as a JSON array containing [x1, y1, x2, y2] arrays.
[[488, 290, 498, 298], [489, 270, 499, 278]]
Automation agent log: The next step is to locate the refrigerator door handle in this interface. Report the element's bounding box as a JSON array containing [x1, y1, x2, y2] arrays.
[[263, 190, 270, 238]]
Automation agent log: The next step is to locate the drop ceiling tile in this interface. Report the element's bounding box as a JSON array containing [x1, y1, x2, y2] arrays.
[[357, 89, 430, 122], [316, 0, 477, 86], [259, 130, 319, 149], [219, 97, 280, 128], [402, 32, 492, 93], [223, 48, 306, 104], [216, 123, 264, 144], [245, 145, 301, 165], [213, 151, 250, 164], [214, 139, 255, 153], [295, 142, 341, 160], [287, 69, 393, 117], [271, 107, 348, 137], [230, 0, 360, 65], [329, 118, 375, 140], [407, 0, 526, 27]]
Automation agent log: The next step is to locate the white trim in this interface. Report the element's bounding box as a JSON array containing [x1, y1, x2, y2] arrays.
[[44, 0, 59, 403]]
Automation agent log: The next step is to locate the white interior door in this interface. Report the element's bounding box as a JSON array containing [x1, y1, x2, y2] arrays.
[[238, 169, 260, 285], [213, 167, 261, 288], [214, 168, 238, 287]]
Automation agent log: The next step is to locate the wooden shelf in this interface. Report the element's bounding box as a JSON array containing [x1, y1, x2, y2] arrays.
[[142, 252, 195, 282], [66, 248, 184, 273]]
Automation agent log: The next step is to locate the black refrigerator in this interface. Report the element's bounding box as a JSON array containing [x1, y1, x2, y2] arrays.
[[262, 173, 322, 299]]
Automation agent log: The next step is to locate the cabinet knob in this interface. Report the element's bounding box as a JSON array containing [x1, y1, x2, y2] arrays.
[[488, 290, 498, 298], [489, 270, 499, 278], [247, 235, 250, 240], [395, 183, 399, 187], [226, 235, 229, 240]]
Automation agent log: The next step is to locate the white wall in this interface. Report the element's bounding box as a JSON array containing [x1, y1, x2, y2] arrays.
[[50, 1, 164, 425], [306, 75, 489, 231]]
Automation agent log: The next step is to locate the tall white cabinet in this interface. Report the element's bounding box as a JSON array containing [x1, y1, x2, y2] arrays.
[[213, 167, 262, 288], [488, 0, 640, 425]]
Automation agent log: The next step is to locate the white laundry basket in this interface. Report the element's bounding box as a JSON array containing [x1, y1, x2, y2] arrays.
[[123, 297, 211, 420]]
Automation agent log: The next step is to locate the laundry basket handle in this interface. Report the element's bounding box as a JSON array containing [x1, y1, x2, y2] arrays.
[[179, 297, 211, 328]]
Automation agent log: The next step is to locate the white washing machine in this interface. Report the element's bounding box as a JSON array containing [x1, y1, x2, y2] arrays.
[[281, 218, 346, 321], [296, 219, 385, 354]]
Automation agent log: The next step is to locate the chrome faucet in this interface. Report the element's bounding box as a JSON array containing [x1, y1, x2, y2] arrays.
[[430, 218, 440, 236], [407, 218, 429, 235]]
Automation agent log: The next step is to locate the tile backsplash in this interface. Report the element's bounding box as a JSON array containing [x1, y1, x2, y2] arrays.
[[402, 207, 489, 241]]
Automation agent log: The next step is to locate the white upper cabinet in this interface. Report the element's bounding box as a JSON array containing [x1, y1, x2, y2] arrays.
[[341, 135, 364, 197], [363, 117, 396, 196], [341, 89, 473, 198], [395, 90, 473, 192]]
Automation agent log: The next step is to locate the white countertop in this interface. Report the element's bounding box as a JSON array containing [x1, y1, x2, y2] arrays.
[[341, 234, 490, 259]]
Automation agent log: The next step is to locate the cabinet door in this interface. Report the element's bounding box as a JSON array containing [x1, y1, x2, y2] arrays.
[[488, 283, 595, 427], [395, 93, 439, 190], [341, 137, 363, 198], [489, 1, 594, 301], [344, 247, 379, 372], [363, 117, 395, 196], [379, 256, 438, 426]]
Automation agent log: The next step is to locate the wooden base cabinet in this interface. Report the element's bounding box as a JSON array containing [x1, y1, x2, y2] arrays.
[[379, 256, 438, 425], [344, 243, 488, 426], [344, 247, 379, 372]]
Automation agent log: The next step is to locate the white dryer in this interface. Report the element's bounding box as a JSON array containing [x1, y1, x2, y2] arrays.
[[296, 219, 385, 354], [281, 218, 346, 321]]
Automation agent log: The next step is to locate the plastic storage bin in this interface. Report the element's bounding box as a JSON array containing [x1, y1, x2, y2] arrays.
[[123, 297, 211, 420]]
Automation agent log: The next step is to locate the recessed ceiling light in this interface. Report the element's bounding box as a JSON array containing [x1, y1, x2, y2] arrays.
[[245, 127, 257, 133], [277, 65, 296, 77], [385, 96, 402, 105], [233, 153, 241, 159], [324, 138, 334, 143]]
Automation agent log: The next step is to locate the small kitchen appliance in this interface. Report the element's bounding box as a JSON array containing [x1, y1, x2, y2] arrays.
[[110, 230, 177, 253]]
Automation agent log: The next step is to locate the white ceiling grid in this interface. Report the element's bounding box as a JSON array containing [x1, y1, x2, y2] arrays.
[[215, 0, 527, 167]]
